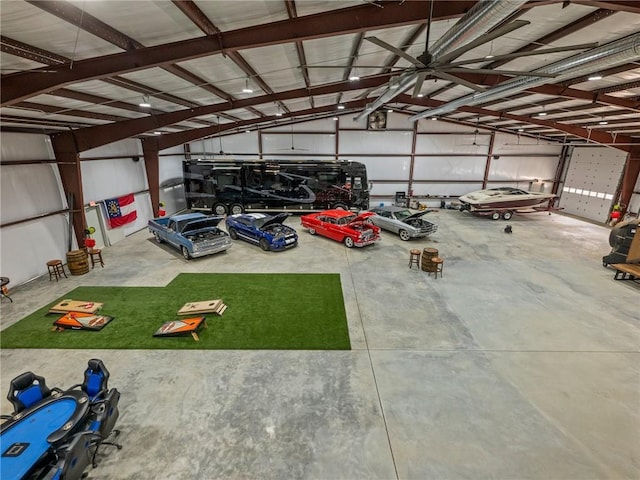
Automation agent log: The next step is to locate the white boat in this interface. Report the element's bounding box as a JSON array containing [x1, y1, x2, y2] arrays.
[[458, 187, 557, 219]]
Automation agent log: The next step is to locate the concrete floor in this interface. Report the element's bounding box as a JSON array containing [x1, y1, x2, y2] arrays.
[[1, 209, 638, 480]]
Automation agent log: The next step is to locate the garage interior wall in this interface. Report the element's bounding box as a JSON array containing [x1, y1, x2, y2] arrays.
[[0, 113, 588, 287]]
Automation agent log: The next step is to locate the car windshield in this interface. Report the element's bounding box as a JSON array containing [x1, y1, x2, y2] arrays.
[[393, 209, 412, 221]]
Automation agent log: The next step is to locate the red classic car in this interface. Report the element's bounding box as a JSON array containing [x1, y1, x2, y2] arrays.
[[300, 210, 380, 248]]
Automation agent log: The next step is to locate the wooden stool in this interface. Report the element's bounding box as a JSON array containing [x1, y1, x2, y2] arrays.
[[431, 257, 444, 279], [47, 260, 67, 281], [409, 249, 421, 269], [89, 249, 104, 268]]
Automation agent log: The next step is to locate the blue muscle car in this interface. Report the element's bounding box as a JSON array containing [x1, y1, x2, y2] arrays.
[[225, 213, 298, 251]]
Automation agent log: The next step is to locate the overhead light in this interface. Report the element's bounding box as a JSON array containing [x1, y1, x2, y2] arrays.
[[588, 74, 603, 81], [275, 112, 283, 117], [245, 129, 251, 133], [518, 128, 524, 132], [153, 131, 162, 135], [599, 120, 608, 125], [387, 108, 393, 113], [417, 93, 424, 98], [242, 77, 253, 93], [139, 95, 151, 108], [431, 117, 438, 121], [349, 56, 360, 81], [333, 116, 339, 121], [538, 112, 547, 116], [349, 74, 360, 81], [337, 104, 345, 110], [485, 41, 495, 59]]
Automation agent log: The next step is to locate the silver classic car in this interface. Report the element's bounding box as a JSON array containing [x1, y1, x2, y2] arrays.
[[366, 205, 438, 241]]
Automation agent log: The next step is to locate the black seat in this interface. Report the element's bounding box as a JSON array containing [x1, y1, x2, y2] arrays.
[[7, 371, 60, 414], [85, 388, 122, 467], [69, 359, 110, 402], [42, 432, 93, 480]]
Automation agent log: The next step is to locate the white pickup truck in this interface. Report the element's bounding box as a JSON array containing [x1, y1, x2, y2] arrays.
[[148, 212, 231, 259]]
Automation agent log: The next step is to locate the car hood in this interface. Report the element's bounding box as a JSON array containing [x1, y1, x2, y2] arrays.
[[261, 213, 290, 229], [351, 211, 376, 223], [403, 211, 430, 222], [182, 216, 224, 233]]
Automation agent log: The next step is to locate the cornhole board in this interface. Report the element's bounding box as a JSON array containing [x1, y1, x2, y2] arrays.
[[153, 317, 207, 341], [49, 300, 103, 314], [53, 312, 114, 332], [177, 300, 227, 316]]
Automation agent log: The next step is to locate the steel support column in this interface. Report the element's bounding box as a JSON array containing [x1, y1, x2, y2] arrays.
[[142, 138, 161, 217], [482, 133, 496, 189], [51, 132, 86, 249], [618, 146, 640, 216]]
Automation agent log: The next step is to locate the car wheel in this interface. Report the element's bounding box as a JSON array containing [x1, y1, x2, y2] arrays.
[[259, 238, 270, 251], [333, 203, 347, 210], [213, 203, 228, 215], [181, 246, 191, 260], [491, 211, 501, 220], [228, 227, 238, 240], [399, 229, 411, 241], [502, 211, 513, 220], [308, 228, 316, 235], [344, 237, 354, 248], [230, 203, 244, 215], [154, 232, 163, 243]]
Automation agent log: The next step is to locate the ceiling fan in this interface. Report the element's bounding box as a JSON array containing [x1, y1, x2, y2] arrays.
[[308, 1, 597, 121], [278, 123, 309, 151]]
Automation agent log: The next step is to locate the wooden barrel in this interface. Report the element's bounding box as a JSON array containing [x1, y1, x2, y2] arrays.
[[421, 247, 439, 272], [67, 249, 89, 275]]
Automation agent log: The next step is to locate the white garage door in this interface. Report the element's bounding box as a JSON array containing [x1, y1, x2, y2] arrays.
[[559, 147, 627, 223]]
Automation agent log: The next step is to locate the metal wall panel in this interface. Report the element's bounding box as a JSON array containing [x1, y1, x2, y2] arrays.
[[559, 146, 626, 223], [0, 132, 53, 161], [340, 130, 412, 154], [359, 156, 410, 181], [413, 156, 486, 180], [488, 155, 559, 181]]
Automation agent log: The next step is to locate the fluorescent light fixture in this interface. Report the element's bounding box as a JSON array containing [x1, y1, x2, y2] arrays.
[[275, 112, 283, 117], [485, 54, 495, 59], [538, 111, 547, 116], [333, 116, 339, 121], [349, 74, 360, 81], [153, 131, 162, 135], [588, 74, 603, 81], [417, 93, 424, 98], [387, 108, 393, 113], [337, 105, 345, 110], [599, 120, 608, 125], [518, 128, 524, 132], [245, 129, 251, 133], [242, 77, 253, 93], [139, 95, 151, 108], [431, 117, 438, 121]]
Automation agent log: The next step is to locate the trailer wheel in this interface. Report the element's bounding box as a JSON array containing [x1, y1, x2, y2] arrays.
[[502, 211, 513, 220], [213, 203, 228, 215], [230, 203, 244, 215], [491, 211, 501, 220]]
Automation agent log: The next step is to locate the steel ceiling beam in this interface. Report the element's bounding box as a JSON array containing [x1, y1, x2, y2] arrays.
[[285, 0, 313, 109], [14, 101, 128, 122], [154, 98, 370, 150], [52, 74, 394, 152], [1, 0, 476, 106], [570, 1, 640, 13], [397, 94, 638, 151]]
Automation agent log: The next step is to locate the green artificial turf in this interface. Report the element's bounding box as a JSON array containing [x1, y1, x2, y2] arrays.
[[0, 273, 350, 350]]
